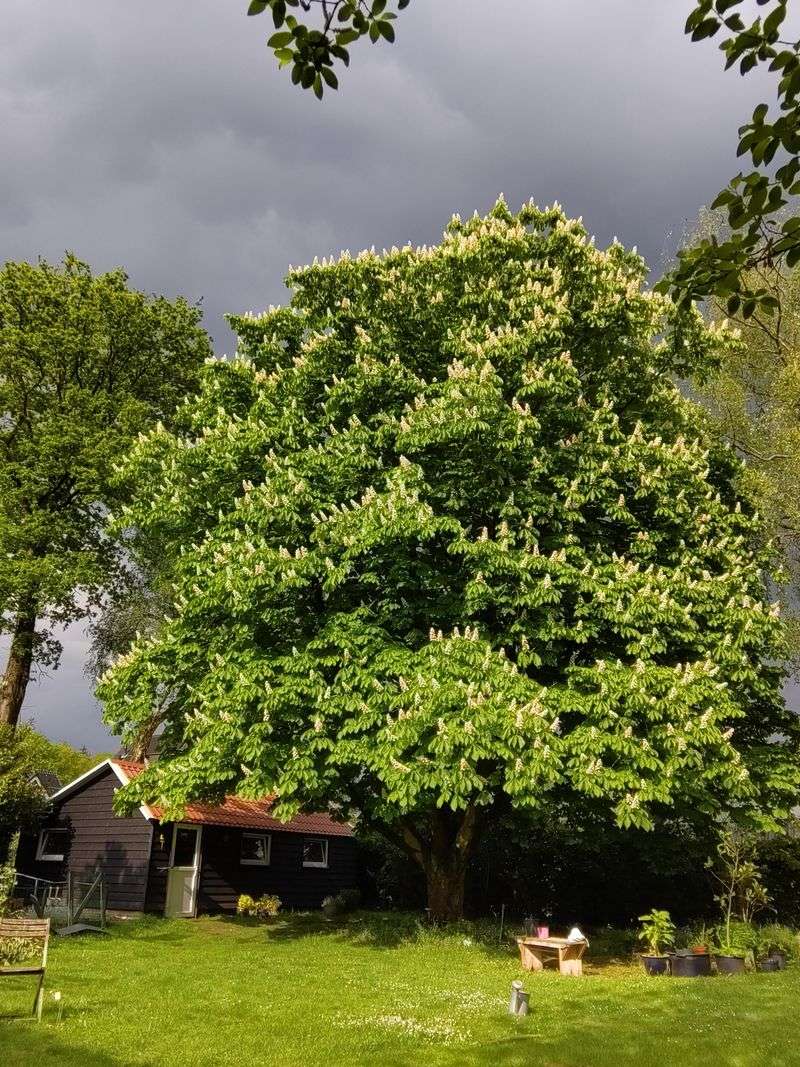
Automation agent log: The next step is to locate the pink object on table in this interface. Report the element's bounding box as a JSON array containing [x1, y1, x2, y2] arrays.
[[536, 925, 549, 939]]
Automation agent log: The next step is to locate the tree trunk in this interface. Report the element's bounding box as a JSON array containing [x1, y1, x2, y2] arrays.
[[425, 852, 468, 923], [0, 609, 37, 728], [401, 805, 479, 923]]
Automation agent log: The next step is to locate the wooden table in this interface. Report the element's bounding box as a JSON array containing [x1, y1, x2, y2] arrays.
[[516, 936, 587, 976]]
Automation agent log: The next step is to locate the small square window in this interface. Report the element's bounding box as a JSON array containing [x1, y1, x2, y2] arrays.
[[302, 837, 329, 868], [36, 827, 69, 862], [241, 833, 271, 866]]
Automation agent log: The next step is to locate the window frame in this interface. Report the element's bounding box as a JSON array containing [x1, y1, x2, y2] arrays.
[[240, 832, 272, 867], [36, 827, 69, 862], [302, 836, 329, 869]]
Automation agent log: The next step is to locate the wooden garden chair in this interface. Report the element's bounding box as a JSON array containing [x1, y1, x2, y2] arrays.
[[0, 917, 50, 1021]]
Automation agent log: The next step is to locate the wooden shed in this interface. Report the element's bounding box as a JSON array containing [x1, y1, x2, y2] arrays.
[[16, 759, 358, 917]]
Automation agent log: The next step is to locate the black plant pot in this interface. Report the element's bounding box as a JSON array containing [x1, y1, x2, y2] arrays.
[[670, 952, 711, 978], [769, 952, 787, 971], [641, 955, 670, 976], [715, 954, 746, 975], [758, 957, 780, 973]]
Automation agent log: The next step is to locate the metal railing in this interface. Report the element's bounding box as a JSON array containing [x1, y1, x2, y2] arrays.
[[13, 871, 106, 927]]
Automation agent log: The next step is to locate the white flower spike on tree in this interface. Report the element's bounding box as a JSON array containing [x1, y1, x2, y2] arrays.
[[100, 198, 800, 922]]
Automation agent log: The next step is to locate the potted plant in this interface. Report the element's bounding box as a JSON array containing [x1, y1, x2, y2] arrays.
[[707, 829, 773, 975], [689, 924, 710, 954], [712, 921, 756, 974], [756, 924, 796, 971], [713, 943, 747, 974], [638, 909, 675, 975]]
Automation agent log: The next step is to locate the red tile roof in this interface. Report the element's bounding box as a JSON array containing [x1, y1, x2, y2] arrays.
[[113, 760, 353, 837]]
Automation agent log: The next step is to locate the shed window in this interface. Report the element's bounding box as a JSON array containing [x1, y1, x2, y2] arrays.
[[241, 833, 271, 866], [302, 837, 329, 868], [36, 827, 69, 862]]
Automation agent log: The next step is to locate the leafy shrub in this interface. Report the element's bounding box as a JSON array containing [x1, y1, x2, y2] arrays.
[[236, 894, 281, 920], [587, 927, 637, 958], [711, 919, 759, 956], [637, 909, 675, 956], [321, 888, 361, 918], [757, 831, 800, 925], [0, 937, 38, 966], [756, 923, 800, 960]]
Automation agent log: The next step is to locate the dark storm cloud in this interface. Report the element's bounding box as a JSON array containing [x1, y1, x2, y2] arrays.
[[0, 0, 783, 746]]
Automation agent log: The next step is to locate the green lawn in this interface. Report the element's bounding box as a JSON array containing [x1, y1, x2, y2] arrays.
[[0, 913, 797, 1067]]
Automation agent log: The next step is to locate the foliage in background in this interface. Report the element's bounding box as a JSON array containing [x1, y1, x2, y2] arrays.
[[755, 921, 800, 959], [0, 727, 46, 846], [661, 1, 800, 315], [14, 723, 109, 786], [464, 801, 722, 927], [248, 0, 409, 97], [709, 827, 773, 952], [691, 223, 800, 662], [757, 824, 800, 924], [0, 254, 212, 730], [100, 199, 799, 920], [360, 803, 800, 929], [85, 560, 174, 759]]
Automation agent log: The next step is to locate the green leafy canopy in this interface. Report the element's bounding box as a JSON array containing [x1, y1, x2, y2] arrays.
[[0, 254, 211, 725], [100, 198, 800, 837]]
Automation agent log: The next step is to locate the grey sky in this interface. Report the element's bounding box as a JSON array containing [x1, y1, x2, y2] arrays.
[[2, 0, 794, 750]]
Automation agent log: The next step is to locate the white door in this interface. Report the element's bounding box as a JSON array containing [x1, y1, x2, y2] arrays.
[[165, 824, 202, 917]]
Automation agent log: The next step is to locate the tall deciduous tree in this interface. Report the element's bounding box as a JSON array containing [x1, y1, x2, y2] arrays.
[[100, 201, 799, 920], [0, 255, 212, 728]]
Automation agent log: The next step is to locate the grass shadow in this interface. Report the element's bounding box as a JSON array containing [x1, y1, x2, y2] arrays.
[[213, 909, 520, 958], [0, 1022, 149, 1067], [210, 911, 637, 975]]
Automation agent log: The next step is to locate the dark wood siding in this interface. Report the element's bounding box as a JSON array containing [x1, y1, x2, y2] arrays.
[[144, 823, 170, 913], [16, 767, 153, 912], [196, 826, 358, 913]]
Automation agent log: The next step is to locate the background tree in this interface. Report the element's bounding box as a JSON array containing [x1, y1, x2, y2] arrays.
[[86, 557, 174, 760], [0, 727, 47, 859], [100, 200, 799, 921], [13, 722, 111, 786], [0, 254, 212, 728], [689, 207, 800, 661]]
